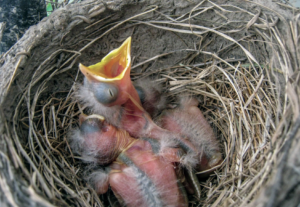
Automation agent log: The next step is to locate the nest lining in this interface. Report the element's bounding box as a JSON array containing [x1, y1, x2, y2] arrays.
[[0, 0, 300, 207]]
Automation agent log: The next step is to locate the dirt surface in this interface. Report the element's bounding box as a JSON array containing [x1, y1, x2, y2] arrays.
[[1, 0, 290, 117]]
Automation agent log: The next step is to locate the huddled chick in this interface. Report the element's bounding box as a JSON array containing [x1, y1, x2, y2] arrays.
[[134, 80, 222, 175], [70, 114, 188, 207]]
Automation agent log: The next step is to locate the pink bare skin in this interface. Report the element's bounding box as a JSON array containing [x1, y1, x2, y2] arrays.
[[70, 115, 188, 207], [106, 143, 188, 207]]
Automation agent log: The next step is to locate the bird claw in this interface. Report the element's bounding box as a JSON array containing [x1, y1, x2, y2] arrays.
[[208, 152, 223, 168]]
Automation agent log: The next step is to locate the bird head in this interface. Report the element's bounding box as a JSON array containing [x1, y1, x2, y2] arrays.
[[77, 114, 136, 164], [79, 37, 141, 108], [78, 114, 122, 164]]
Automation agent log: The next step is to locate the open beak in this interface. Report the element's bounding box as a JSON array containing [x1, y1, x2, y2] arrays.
[[79, 37, 142, 107], [79, 37, 131, 83]]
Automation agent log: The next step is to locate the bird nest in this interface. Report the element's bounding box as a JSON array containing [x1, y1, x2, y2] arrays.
[[0, 0, 299, 206]]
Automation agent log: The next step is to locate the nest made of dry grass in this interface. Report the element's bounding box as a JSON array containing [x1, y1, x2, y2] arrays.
[[1, 0, 300, 207]]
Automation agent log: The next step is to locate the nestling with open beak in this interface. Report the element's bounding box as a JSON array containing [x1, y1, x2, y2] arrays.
[[69, 114, 188, 207], [76, 37, 199, 167]]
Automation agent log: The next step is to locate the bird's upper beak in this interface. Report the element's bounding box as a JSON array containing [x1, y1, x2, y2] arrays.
[[79, 37, 142, 108]]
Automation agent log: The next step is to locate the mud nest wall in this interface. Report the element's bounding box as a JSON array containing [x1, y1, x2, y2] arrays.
[[0, 0, 300, 206]]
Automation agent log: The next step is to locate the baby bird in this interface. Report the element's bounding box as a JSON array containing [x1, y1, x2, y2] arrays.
[[76, 37, 143, 130], [69, 114, 188, 207], [132, 78, 222, 175], [157, 97, 222, 175]]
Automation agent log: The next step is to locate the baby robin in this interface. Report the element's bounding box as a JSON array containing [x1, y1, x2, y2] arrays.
[[132, 79, 222, 174], [69, 114, 188, 207]]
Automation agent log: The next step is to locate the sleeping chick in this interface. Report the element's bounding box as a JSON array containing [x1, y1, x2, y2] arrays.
[[156, 97, 222, 175], [132, 78, 222, 175], [69, 114, 188, 207]]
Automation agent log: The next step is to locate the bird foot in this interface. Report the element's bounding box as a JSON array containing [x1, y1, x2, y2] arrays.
[[208, 152, 222, 168]]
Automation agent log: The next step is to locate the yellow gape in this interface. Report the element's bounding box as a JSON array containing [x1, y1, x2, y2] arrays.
[[79, 37, 132, 82]]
